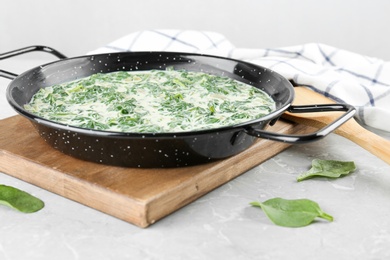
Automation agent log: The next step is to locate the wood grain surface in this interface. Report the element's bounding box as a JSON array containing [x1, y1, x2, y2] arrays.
[[0, 116, 312, 227], [284, 87, 390, 165]]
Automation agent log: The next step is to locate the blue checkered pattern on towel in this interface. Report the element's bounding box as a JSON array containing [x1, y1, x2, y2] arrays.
[[89, 29, 390, 132]]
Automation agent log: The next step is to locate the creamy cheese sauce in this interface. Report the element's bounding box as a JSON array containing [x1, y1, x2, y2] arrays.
[[24, 69, 276, 133]]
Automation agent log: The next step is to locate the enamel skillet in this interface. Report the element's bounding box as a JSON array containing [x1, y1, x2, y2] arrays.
[[0, 46, 355, 168]]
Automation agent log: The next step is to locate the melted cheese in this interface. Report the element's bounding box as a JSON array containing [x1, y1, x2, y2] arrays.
[[24, 70, 276, 133]]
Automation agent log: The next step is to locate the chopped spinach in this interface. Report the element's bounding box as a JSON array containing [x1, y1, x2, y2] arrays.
[[25, 70, 275, 133]]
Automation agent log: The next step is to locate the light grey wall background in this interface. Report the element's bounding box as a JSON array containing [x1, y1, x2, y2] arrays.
[[1, 0, 389, 59]]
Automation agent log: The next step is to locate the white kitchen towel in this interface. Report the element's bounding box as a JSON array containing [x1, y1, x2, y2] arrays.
[[89, 29, 390, 132]]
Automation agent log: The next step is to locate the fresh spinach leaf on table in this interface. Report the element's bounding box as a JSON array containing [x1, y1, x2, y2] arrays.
[[297, 159, 356, 182], [250, 197, 333, 227], [0, 184, 44, 213]]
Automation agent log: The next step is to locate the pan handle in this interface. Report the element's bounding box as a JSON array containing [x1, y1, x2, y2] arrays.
[[246, 103, 356, 143], [0, 45, 67, 80]]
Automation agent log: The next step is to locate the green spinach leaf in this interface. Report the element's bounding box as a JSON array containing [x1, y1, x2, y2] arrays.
[[250, 198, 333, 227], [297, 159, 356, 182], [0, 184, 44, 213]]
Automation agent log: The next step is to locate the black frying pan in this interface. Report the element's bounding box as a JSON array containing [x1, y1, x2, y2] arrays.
[[0, 46, 355, 167]]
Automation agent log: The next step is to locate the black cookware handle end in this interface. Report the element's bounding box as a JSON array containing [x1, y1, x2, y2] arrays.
[[0, 45, 67, 80], [0, 69, 18, 80], [246, 103, 356, 144]]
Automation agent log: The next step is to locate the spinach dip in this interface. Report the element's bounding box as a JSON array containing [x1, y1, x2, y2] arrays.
[[24, 70, 276, 133]]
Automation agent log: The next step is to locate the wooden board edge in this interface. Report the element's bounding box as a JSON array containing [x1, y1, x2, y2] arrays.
[[144, 141, 292, 225], [0, 118, 316, 228], [143, 122, 313, 226], [0, 150, 150, 228]]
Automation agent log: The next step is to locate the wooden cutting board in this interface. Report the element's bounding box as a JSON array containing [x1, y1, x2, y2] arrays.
[[0, 115, 312, 227]]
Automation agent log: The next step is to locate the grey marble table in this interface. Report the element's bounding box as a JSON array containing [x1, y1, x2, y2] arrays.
[[1, 58, 389, 260]]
